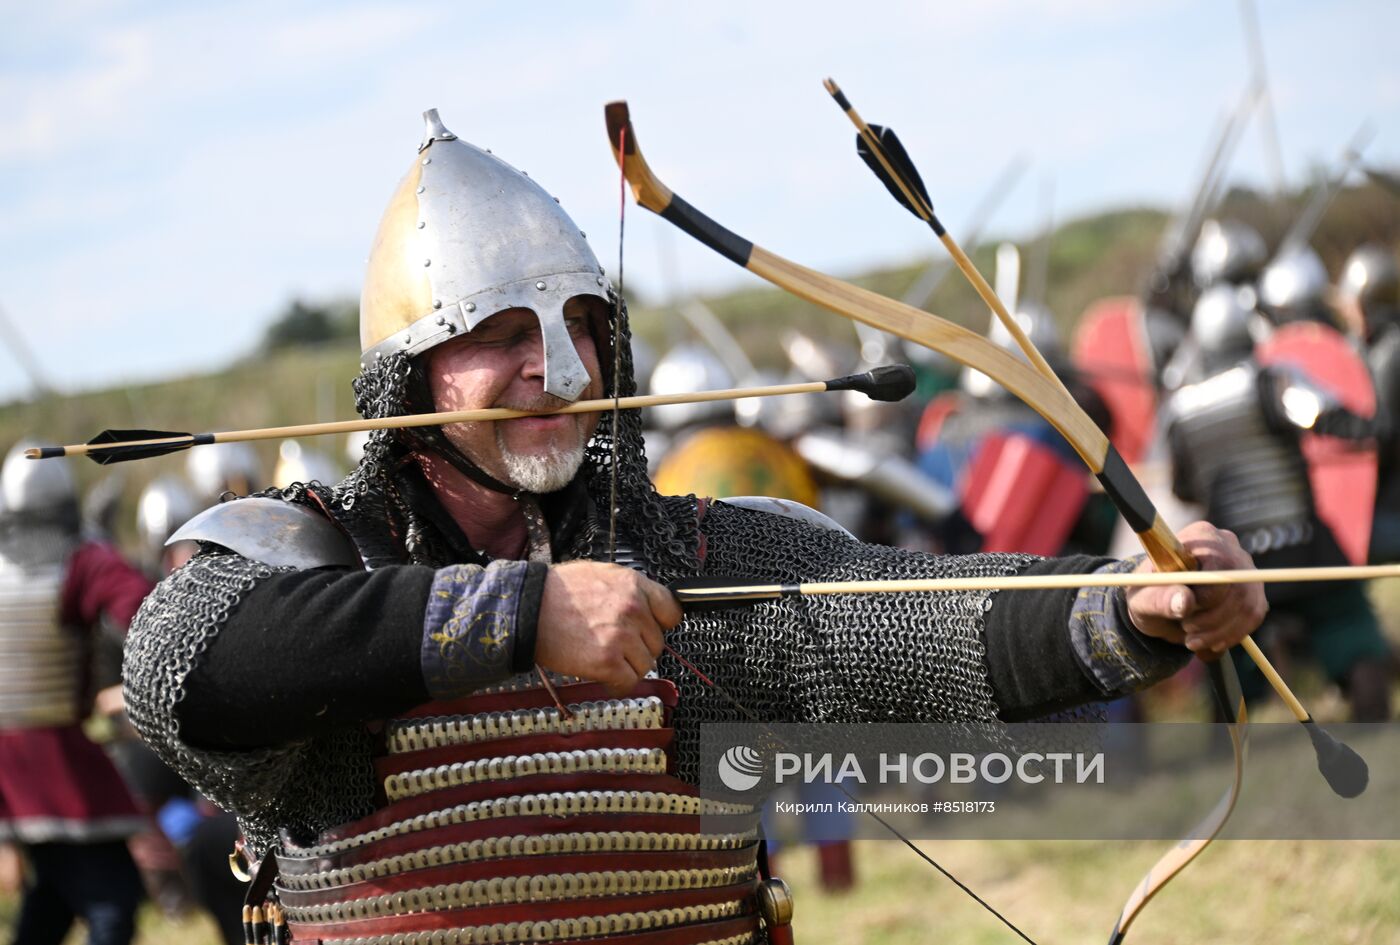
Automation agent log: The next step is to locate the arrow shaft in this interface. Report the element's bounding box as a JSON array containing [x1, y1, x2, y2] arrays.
[[674, 563, 1400, 603], [28, 380, 832, 459]]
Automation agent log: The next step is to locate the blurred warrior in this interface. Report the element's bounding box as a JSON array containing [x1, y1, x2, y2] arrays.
[[1338, 245, 1400, 562], [918, 279, 1112, 557], [96, 477, 246, 945], [1164, 286, 1392, 719], [0, 442, 150, 945], [122, 110, 1263, 945]]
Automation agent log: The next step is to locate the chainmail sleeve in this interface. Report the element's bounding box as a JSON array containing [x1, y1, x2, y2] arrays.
[[661, 501, 1038, 781], [123, 551, 377, 857]]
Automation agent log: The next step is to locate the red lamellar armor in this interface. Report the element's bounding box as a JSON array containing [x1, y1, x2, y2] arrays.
[[274, 676, 766, 945]]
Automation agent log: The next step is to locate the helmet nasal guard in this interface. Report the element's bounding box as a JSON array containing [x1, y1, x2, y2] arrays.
[[359, 109, 612, 401]]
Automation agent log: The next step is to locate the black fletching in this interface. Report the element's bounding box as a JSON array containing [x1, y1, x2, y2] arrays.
[[825, 364, 917, 402], [84, 429, 198, 465], [856, 124, 933, 219], [1304, 719, 1369, 798]]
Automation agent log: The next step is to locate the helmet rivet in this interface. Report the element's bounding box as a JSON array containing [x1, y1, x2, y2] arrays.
[[535, 281, 547, 291], [580, 231, 587, 238], [402, 335, 412, 346], [423, 259, 431, 267], [416, 186, 425, 194], [485, 148, 492, 154], [433, 299, 442, 309], [375, 352, 383, 362], [522, 170, 529, 177], [465, 302, 476, 313], [435, 315, 447, 326], [554, 197, 561, 203], [417, 221, 426, 229], [421, 157, 431, 166]]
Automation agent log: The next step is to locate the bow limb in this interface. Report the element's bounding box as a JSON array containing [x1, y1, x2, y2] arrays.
[[606, 101, 1189, 569], [818, 89, 1251, 943], [606, 99, 1248, 944]]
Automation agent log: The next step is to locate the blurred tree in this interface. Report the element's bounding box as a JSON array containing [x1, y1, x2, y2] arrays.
[[262, 298, 358, 350]]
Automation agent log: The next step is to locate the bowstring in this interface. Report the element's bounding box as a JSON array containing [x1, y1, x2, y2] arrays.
[[608, 125, 627, 563], [610, 113, 1035, 944]]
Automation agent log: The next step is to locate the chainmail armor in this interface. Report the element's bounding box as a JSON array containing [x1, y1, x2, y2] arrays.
[[125, 296, 1045, 858], [124, 552, 378, 855]]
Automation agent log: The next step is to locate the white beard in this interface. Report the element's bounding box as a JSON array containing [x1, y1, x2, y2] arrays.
[[495, 431, 586, 493]]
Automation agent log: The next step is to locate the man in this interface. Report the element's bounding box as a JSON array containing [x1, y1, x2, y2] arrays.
[[0, 442, 150, 945], [1339, 245, 1400, 562], [125, 110, 1264, 944], [1165, 285, 1391, 721]]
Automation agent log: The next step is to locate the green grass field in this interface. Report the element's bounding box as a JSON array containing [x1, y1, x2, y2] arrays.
[[4, 836, 1397, 945]]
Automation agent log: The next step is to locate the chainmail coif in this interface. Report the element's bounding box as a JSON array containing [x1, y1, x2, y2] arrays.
[[124, 295, 1037, 857]]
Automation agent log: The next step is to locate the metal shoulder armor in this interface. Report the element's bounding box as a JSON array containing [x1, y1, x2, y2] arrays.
[[167, 496, 362, 570], [716, 495, 856, 539]]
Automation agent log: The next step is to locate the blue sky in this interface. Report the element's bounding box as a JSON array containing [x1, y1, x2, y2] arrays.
[[1, 0, 1397, 403]]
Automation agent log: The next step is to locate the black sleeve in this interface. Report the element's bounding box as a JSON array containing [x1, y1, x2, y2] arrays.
[[982, 554, 1110, 721], [177, 566, 436, 749]]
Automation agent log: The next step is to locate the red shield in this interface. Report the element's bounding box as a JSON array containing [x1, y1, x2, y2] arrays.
[[961, 432, 1088, 555], [1256, 321, 1378, 565], [1073, 297, 1157, 465]]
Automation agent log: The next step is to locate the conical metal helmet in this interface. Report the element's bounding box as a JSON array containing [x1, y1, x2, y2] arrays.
[[1258, 247, 1329, 323], [2, 439, 76, 519], [1191, 284, 1258, 373], [136, 475, 198, 556], [1191, 219, 1267, 288], [1339, 244, 1399, 312], [360, 109, 612, 401]]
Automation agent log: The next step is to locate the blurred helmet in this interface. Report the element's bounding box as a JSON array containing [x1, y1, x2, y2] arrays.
[[1, 440, 77, 527], [345, 429, 373, 465], [272, 440, 342, 489], [359, 109, 610, 402], [961, 302, 1061, 398], [1191, 219, 1268, 288], [647, 343, 735, 431], [1191, 285, 1258, 373], [1258, 247, 1329, 323], [136, 476, 198, 556], [735, 369, 835, 440], [1339, 244, 1400, 332], [628, 335, 658, 404], [780, 331, 854, 383], [1142, 306, 1188, 371], [186, 442, 262, 500]]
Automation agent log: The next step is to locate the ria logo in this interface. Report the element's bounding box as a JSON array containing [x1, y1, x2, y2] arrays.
[[717, 745, 765, 792]]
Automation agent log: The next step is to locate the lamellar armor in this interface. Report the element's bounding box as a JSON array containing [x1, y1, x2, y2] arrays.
[[0, 441, 81, 729], [1164, 363, 1314, 557]]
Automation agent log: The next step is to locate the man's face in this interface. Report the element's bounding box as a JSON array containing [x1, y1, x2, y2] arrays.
[[423, 301, 605, 492]]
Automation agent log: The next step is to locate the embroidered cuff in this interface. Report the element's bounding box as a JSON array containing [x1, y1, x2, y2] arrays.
[[421, 560, 535, 699], [1068, 555, 1192, 698]]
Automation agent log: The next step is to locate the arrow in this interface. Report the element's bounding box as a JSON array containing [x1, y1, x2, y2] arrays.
[[25, 366, 915, 464]]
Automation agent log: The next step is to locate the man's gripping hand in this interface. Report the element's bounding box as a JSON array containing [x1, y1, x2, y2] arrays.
[[1125, 522, 1269, 657], [535, 561, 683, 696]]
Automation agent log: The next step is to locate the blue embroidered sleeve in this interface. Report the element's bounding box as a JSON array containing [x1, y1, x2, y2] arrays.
[[1068, 555, 1192, 697], [420, 560, 545, 698]]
